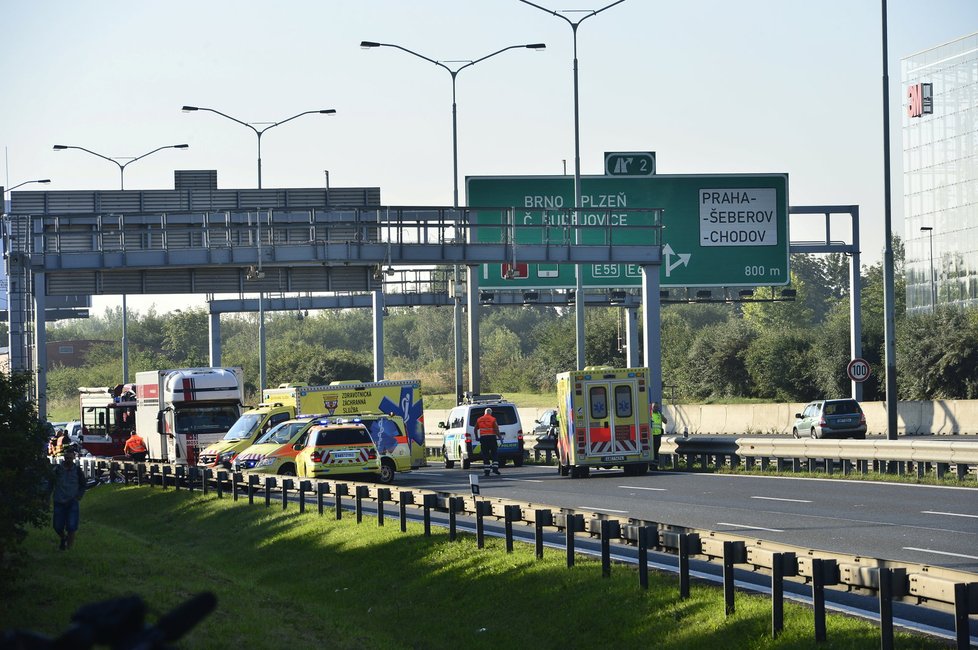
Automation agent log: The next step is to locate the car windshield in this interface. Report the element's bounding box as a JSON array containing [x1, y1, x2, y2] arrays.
[[258, 421, 309, 445], [824, 401, 861, 416], [173, 405, 240, 435], [222, 414, 262, 440]]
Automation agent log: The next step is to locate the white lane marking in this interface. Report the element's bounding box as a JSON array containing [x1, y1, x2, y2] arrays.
[[500, 477, 544, 483], [655, 470, 975, 491], [751, 496, 812, 503], [717, 521, 785, 533], [582, 507, 630, 514], [903, 547, 978, 560], [618, 485, 668, 491], [921, 510, 978, 519]]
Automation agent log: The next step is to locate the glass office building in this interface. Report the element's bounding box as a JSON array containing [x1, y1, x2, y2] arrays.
[[902, 32, 978, 313]]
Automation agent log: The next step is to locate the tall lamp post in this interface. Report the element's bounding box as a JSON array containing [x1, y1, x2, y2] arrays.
[[360, 40, 545, 404], [53, 143, 189, 383], [181, 106, 335, 190], [182, 106, 336, 392], [4, 178, 51, 193], [920, 226, 935, 312], [519, 0, 626, 370]]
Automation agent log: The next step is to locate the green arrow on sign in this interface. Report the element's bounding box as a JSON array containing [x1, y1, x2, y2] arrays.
[[605, 151, 655, 177]]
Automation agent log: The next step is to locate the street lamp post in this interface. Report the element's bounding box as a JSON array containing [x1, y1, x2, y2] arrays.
[[53, 144, 188, 190], [181, 106, 335, 189], [920, 226, 935, 312], [53, 143, 189, 383], [4, 179, 51, 193], [182, 106, 335, 391], [360, 40, 545, 404], [519, 0, 627, 370]]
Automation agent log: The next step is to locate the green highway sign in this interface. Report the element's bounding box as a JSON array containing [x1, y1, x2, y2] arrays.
[[466, 174, 789, 289], [605, 151, 656, 176]]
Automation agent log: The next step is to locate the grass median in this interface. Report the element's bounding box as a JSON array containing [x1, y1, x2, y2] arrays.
[[2, 485, 944, 649]]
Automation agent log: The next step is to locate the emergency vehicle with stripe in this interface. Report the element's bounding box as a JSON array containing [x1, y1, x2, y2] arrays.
[[555, 366, 652, 478]]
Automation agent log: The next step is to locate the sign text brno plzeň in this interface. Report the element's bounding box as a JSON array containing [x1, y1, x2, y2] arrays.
[[466, 174, 789, 289]]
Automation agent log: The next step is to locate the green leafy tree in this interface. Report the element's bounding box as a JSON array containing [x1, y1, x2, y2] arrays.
[[0, 372, 51, 582], [745, 329, 818, 401], [681, 320, 756, 400], [741, 270, 816, 331], [897, 309, 978, 399], [307, 350, 373, 385]]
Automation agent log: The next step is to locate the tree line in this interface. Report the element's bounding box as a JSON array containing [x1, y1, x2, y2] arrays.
[[41, 241, 978, 404]]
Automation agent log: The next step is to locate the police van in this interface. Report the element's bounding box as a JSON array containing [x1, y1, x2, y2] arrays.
[[439, 394, 524, 469]]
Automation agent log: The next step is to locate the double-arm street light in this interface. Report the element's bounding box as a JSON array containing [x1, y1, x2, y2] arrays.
[[181, 106, 335, 189], [53, 142, 189, 383], [53, 143, 188, 190], [4, 178, 51, 193], [519, 0, 626, 370], [182, 105, 335, 391], [359, 41, 544, 208], [360, 39, 545, 403], [920, 226, 936, 312]]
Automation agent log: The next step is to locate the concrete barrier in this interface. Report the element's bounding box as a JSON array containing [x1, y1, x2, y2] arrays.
[[426, 400, 978, 440]]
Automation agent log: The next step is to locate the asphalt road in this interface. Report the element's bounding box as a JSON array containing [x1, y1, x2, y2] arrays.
[[395, 463, 978, 574]]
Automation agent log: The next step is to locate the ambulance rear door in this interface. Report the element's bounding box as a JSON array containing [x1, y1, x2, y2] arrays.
[[583, 377, 640, 461]]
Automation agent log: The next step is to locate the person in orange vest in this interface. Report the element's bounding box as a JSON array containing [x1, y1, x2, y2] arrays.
[[123, 430, 148, 462], [476, 407, 501, 477]]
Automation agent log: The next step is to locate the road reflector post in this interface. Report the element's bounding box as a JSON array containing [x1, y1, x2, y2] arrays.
[[248, 474, 259, 505], [953, 582, 974, 649], [638, 525, 651, 590], [679, 533, 694, 599], [377, 488, 391, 526], [282, 479, 294, 510], [768, 552, 798, 638], [476, 500, 493, 548], [299, 480, 311, 513], [317, 482, 328, 515], [811, 558, 840, 642], [600, 520, 613, 577], [398, 491, 414, 532], [534, 509, 553, 559], [335, 482, 349, 520], [448, 496, 464, 541], [422, 493, 437, 536], [355, 485, 369, 523], [504, 505, 522, 553], [723, 540, 743, 616], [565, 513, 584, 568]]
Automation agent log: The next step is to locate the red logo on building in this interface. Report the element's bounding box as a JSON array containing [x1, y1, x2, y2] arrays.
[[907, 83, 933, 118]]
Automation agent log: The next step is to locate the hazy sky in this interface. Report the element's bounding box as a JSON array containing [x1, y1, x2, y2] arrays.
[[2, 0, 976, 314]]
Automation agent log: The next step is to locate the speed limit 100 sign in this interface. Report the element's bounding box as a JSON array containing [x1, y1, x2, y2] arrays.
[[847, 358, 871, 383]]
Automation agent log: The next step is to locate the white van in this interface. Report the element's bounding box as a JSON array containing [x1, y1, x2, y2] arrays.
[[439, 395, 524, 469]]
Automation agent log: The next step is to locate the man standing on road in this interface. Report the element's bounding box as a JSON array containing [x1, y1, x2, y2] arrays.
[[51, 447, 87, 550], [650, 402, 667, 469], [476, 408, 501, 477]]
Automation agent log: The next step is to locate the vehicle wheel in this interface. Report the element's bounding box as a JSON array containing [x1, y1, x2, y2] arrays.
[[792, 427, 799, 439], [378, 459, 396, 484], [461, 451, 471, 470], [442, 447, 455, 469], [559, 464, 569, 476], [514, 455, 524, 468], [498, 458, 507, 468], [810, 427, 819, 439], [277, 463, 296, 476]]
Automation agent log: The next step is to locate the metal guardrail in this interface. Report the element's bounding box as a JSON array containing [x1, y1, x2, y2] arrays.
[[79, 457, 978, 648], [659, 436, 978, 481]]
